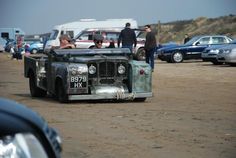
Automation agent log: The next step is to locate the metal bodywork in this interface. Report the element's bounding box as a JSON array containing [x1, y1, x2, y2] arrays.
[[24, 48, 152, 101], [201, 40, 236, 64], [0, 98, 62, 158], [217, 44, 236, 65]]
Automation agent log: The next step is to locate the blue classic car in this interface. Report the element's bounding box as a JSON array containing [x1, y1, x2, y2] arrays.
[[157, 35, 233, 63]]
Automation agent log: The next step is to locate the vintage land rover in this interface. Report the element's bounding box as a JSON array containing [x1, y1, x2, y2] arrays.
[[24, 48, 152, 103]]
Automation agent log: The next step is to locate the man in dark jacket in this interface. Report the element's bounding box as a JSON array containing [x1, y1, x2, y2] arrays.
[[144, 25, 157, 72], [118, 22, 137, 52]]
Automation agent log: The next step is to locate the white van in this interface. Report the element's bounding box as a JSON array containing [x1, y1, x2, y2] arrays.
[[44, 19, 138, 50]]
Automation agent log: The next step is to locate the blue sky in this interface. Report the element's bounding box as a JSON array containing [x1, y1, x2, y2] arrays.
[[0, 0, 235, 34]]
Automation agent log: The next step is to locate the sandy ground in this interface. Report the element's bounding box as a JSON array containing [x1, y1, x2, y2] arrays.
[[0, 52, 236, 158]]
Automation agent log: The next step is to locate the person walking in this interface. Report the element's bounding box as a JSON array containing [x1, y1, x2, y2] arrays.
[[144, 25, 157, 72], [118, 22, 137, 52]]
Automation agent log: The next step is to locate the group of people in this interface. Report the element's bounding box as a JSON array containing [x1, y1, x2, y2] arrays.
[[58, 22, 157, 72]]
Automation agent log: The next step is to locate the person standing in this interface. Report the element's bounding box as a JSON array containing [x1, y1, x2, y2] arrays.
[[118, 22, 137, 52], [144, 25, 157, 72], [184, 34, 190, 44]]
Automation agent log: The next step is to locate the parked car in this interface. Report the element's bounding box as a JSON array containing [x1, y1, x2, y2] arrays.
[[157, 35, 233, 63], [28, 41, 44, 54], [217, 43, 236, 66], [24, 38, 44, 54], [202, 39, 236, 65], [74, 28, 146, 60], [0, 98, 62, 158]]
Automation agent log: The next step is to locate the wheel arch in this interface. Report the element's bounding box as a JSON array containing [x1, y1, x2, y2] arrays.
[[27, 68, 34, 78]]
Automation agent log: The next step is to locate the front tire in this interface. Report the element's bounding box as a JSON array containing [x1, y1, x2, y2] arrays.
[[29, 74, 47, 97], [57, 83, 68, 103], [135, 48, 145, 61], [212, 61, 223, 65], [134, 98, 146, 102], [171, 51, 183, 63]]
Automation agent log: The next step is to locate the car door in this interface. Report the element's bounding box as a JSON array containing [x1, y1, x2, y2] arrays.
[[187, 37, 210, 59]]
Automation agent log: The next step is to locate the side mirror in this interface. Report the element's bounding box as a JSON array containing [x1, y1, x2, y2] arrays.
[[195, 42, 200, 45]]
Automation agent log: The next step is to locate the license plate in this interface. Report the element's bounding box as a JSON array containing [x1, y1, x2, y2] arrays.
[[70, 76, 87, 88]]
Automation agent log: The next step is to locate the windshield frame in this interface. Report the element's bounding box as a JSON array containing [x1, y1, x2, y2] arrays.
[[49, 30, 59, 40]]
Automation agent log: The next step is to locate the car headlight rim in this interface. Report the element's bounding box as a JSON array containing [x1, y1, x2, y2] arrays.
[[0, 133, 48, 158], [118, 64, 126, 74], [88, 65, 96, 75]]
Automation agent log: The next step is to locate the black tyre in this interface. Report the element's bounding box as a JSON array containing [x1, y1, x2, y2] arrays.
[[135, 48, 145, 61], [134, 98, 146, 102], [171, 51, 183, 63], [166, 58, 173, 63], [57, 83, 68, 103], [212, 61, 223, 65], [229, 63, 236, 66], [29, 74, 47, 97]]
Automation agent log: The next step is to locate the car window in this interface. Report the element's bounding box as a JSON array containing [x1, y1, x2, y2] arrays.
[[198, 37, 210, 45], [66, 31, 74, 38], [78, 32, 91, 40], [212, 37, 227, 44], [106, 32, 119, 41]]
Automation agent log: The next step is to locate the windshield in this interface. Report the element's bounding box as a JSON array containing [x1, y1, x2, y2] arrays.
[[230, 39, 236, 44], [49, 30, 59, 40], [184, 36, 201, 45], [136, 31, 146, 40]]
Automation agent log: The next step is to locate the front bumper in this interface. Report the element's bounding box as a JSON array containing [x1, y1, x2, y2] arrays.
[[68, 92, 153, 101]]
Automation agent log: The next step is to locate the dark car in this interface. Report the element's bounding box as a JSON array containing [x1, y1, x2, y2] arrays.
[[157, 35, 233, 63], [0, 98, 62, 158]]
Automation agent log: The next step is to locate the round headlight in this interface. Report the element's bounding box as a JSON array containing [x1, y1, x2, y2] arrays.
[[224, 49, 231, 54], [88, 65, 96, 75], [118, 64, 126, 74], [71, 67, 77, 76], [209, 49, 219, 53]]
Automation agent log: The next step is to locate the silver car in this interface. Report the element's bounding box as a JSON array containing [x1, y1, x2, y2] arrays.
[[217, 43, 236, 66], [202, 39, 235, 65]]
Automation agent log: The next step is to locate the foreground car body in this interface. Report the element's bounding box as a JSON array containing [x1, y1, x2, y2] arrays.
[[24, 48, 152, 103], [158, 35, 232, 63], [217, 44, 236, 66], [202, 40, 236, 65], [0, 98, 62, 158]]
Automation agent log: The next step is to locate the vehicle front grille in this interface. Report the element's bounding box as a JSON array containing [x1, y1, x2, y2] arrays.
[[219, 50, 224, 54], [87, 59, 128, 85], [99, 62, 115, 77], [100, 79, 115, 84]]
